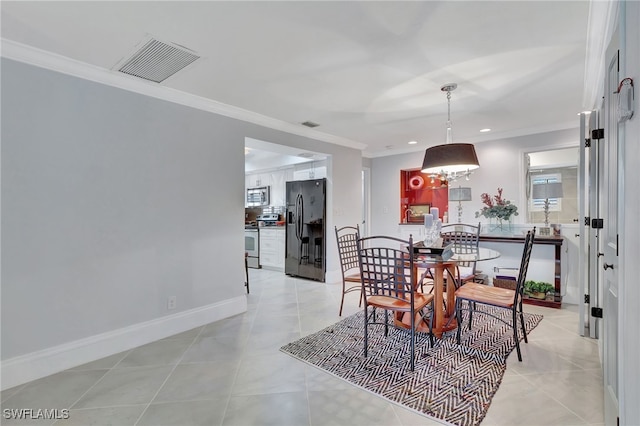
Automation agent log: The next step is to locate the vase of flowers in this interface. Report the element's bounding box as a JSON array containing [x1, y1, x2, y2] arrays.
[[475, 188, 518, 233]]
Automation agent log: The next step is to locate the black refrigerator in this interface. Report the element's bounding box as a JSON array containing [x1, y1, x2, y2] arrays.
[[285, 178, 326, 282]]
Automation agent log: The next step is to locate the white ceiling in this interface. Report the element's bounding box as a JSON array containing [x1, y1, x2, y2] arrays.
[[1, 1, 590, 160], [244, 137, 326, 173]]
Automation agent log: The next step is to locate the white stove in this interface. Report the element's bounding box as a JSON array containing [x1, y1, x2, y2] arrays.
[[257, 213, 280, 226]]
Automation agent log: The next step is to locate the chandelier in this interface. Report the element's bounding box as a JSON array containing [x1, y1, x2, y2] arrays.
[[421, 83, 479, 181]]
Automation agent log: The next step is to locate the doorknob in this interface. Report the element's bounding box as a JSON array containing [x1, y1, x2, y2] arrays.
[[574, 234, 580, 238], [597, 252, 604, 257], [603, 263, 614, 270], [573, 218, 580, 222]]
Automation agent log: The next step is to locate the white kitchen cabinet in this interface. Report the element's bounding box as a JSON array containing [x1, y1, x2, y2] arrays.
[[248, 173, 271, 189], [246, 170, 290, 208], [292, 162, 327, 180], [284, 168, 295, 183], [259, 227, 286, 271], [269, 172, 286, 206]]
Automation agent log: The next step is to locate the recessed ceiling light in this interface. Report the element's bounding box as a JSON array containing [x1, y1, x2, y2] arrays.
[[408, 140, 418, 145], [480, 128, 491, 133]]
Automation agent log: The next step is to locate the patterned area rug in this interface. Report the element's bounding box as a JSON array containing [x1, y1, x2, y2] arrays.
[[281, 306, 542, 426]]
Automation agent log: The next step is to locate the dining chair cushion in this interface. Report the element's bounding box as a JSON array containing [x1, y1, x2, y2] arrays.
[[344, 273, 361, 282], [367, 292, 434, 312], [456, 282, 515, 308]]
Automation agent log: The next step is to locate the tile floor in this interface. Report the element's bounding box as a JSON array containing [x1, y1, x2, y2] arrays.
[[1, 269, 604, 425]]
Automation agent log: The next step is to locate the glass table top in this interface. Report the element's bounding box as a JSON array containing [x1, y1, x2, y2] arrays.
[[415, 247, 500, 264]]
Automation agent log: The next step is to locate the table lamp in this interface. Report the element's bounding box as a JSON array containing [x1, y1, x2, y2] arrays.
[[449, 186, 472, 223], [532, 181, 563, 235]]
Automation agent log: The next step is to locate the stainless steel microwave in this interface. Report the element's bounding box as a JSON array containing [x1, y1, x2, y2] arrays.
[[246, 186, 270, 206]]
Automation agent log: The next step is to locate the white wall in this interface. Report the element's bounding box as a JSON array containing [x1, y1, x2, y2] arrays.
[[468, 129, 579, 225], [370, 128, 578, 229], [370, 128, 581, 303], [529, 146, 578, 167], [0, 58, 362, 387]]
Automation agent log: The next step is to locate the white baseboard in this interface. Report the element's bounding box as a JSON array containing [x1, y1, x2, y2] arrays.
[[260, 265, 284, 272], [0, 296, 247, 390], [325, 268, 342, 284]]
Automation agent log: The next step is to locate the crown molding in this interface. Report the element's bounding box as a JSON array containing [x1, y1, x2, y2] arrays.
[[1, 38, 367, 151]]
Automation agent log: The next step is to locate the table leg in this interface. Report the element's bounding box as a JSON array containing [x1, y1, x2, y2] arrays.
[[445, 264, 457, 320], [397, 262, 458, 337], [433, 264, 445, 337]]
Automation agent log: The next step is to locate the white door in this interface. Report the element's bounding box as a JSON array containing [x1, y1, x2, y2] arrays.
[[602, 27, 620, 425], [578, 112, 593, 336], [585, 110, 602, 339]]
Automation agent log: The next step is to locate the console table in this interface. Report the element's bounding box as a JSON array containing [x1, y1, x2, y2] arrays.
[[479, 234, 563, 308]]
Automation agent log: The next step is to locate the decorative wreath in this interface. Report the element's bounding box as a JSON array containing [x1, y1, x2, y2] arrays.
[[409, 175, 424, 190]]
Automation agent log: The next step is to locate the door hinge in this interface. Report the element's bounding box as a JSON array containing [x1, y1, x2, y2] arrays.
[[585, 138, 591, 147], [584, 294, 590, 304], [591, 128, 605, 140], [591, 218, 604, 229], [584, 216, 590, 226], [591, 307, 603, 318]]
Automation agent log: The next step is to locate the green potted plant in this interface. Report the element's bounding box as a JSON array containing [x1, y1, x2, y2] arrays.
[[475, 188, 518, 232], [524, 280, 554, 299]]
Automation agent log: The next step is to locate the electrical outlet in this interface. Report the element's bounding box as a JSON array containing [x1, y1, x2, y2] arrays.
[[167, 296, 177, 310]]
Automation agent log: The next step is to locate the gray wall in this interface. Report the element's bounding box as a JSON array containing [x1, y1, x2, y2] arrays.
[[1, 58, 361, 364]]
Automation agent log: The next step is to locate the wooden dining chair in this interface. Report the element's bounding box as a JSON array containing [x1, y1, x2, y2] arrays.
[[335, 225, 363, 316], [357, 234, 434, 371], [454, 228, 536, 361]]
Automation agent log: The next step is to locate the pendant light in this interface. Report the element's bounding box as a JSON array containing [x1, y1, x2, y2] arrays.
[[421, 83, 479, 180]]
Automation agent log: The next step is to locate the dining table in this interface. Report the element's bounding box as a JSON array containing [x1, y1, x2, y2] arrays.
[[396, 246, 501, 338]]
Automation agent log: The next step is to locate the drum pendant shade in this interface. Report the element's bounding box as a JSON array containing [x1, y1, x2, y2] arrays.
[[421, 143, 479, 175]]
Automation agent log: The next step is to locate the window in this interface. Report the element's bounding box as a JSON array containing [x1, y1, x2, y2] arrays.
[[531, 173, 562, 212], [525, 148, 578, 224]]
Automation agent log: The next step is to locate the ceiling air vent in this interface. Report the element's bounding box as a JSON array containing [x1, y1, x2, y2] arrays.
[[117, 38, 200, 83], [301, 121, 320, 128]]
